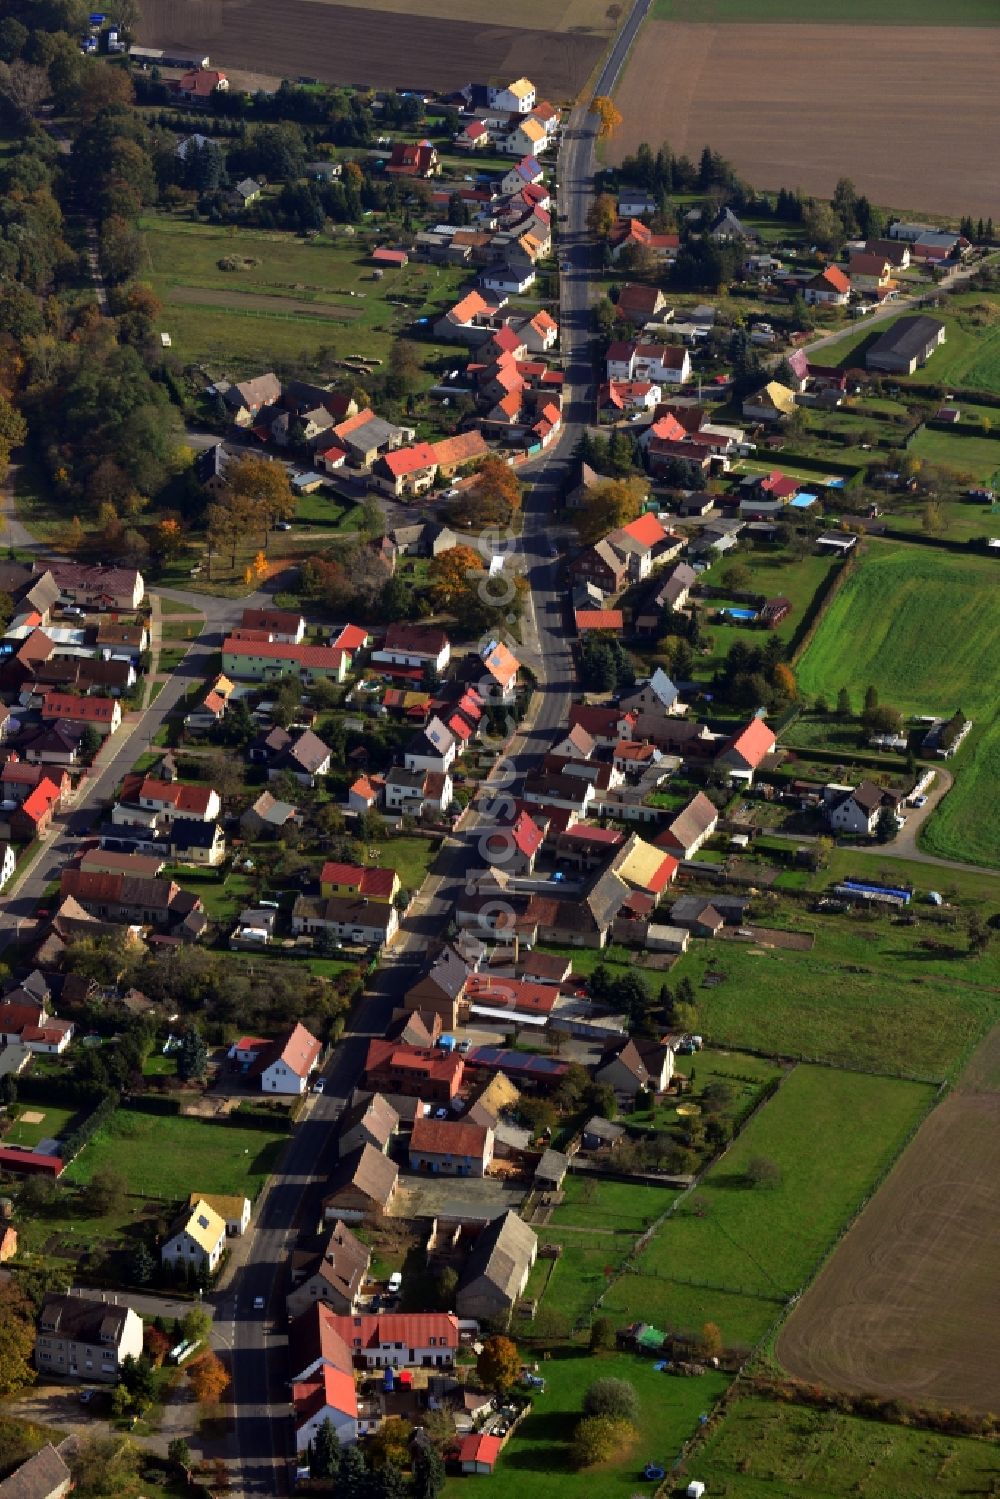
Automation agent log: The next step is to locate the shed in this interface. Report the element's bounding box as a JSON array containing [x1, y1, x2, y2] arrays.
[[372, 247, 409, 267]]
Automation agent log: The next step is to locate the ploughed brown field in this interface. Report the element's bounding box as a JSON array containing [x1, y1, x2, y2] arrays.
[[139, 0, 604, 100], [776, 1024, 1000, 1415], [610, 22, 1000, 218]]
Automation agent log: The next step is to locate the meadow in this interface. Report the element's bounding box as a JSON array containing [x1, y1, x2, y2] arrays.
[[599, 1066, 934, 1348], [906, 426, 1000, 484], [795, 541, 1000, 865], [688, 1394, 1000, 1496], [142, 212, 470, 375], [63, 1108, 287, 1200], [668, 925, 993, 1079]]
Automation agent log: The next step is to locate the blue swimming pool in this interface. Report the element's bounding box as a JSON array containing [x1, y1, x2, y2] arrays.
[[722, 607, 758, 621]]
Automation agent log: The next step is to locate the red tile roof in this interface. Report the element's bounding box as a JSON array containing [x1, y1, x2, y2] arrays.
[[19, 779, 61, 824], [293, 1364, 359, 1425], [457, 1434, 502, 1468], [726, 716, 777, 769], [332, 1311, 460, 1354], [381, 442, 438, 479], [620, 511, 669, 548], [222, 637, 349, 670], [321, 862, 397, 899], [332, 624, 369, 653], [575, 609, 624, 632], [139, 777, 217, 817], [40, 693, 118, 724], [274, 1021, 322, 1079], [410, 1116, 491, 1159], [241, 607, 302, 634]]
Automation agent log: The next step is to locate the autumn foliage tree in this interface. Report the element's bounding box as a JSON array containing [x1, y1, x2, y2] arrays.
[[225, 455, 296, 544], [427, 545, 484, 609], [586, 192, 618, 240], [590, 96, 623, 140], [0, 1283, 37, 1397], [476, 1334, 520, 1393], [188, 1350, 230, 1405], [577, 476, 646, 545]]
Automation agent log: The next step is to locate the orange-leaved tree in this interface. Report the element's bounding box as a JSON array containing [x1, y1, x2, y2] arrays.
[[427, 545, 485, 609], [590, 96, 623, 140]]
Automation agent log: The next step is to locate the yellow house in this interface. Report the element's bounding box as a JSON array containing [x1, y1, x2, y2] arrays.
[[319, 860, 400, 905]]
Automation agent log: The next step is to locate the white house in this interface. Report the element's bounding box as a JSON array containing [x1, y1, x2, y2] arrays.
[[488, 77, 536, 114], [480, 265, 536, 296], [403, 718, 457, 774], [0, 842, 17, 890], [259, 1022, 322, 1095], [824, 780, 901, 836], [187, 1192, 251, 1237], [605, 341, 691, 386], [161, 1199, 227, 1275], [372, 625, 450, 675]]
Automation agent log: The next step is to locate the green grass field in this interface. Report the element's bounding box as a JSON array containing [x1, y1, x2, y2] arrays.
[[448, 1351, 728, 1499], [64, 1108, 286, 1200], [669, 925, 993, 1078], [907, 426, 1000, 483], [551, 1177, 674, 1233], [600, 1066, 933, 1348], [375, 835, 439, 893], [143, 212, 469, 376], [690, 1394, 1000, 1495], [652, 0, 999, 18], [796, 541, 1000, 866]]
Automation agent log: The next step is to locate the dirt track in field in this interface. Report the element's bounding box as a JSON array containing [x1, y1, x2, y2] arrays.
[[139, 0, 604, 99], [776, 1023, 1000, 1414], [610, 22, 1000, 218], [167, 285, 360, 318]]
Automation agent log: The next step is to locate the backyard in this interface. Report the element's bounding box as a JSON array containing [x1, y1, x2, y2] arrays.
[[63, 1108, 287, 1200]]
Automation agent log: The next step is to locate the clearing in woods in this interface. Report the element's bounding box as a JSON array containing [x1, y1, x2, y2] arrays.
[[776, 1023, 1000, 1415], [609, 23, 1000, 217], [795, 542, 1000, 869], [138, 0, 605, 98]]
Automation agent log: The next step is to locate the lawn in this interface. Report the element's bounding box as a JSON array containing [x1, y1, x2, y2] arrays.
[[3, 1103, 78, 1148], [375, 834, 440, 894], [795, 540, 1000, 866], [142, 212, 470, 377], [652, 0, 998, 19], [669, 925, 993, 1079], [551, 1177, 674, 1233], [907, 425, 1000, 483], [164, 867, 254, 923], [445, 1350, 729, 1499], [600, 1066, 933, 1349], [689, 1394, 1000, 1496], [630, 1048, 784, 1137], [63, 1108, 287, 1200]]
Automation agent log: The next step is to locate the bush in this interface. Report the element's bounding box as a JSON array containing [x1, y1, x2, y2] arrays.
[[572, 1415, 637, 1468], [582, 1377, 640, 1422]]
